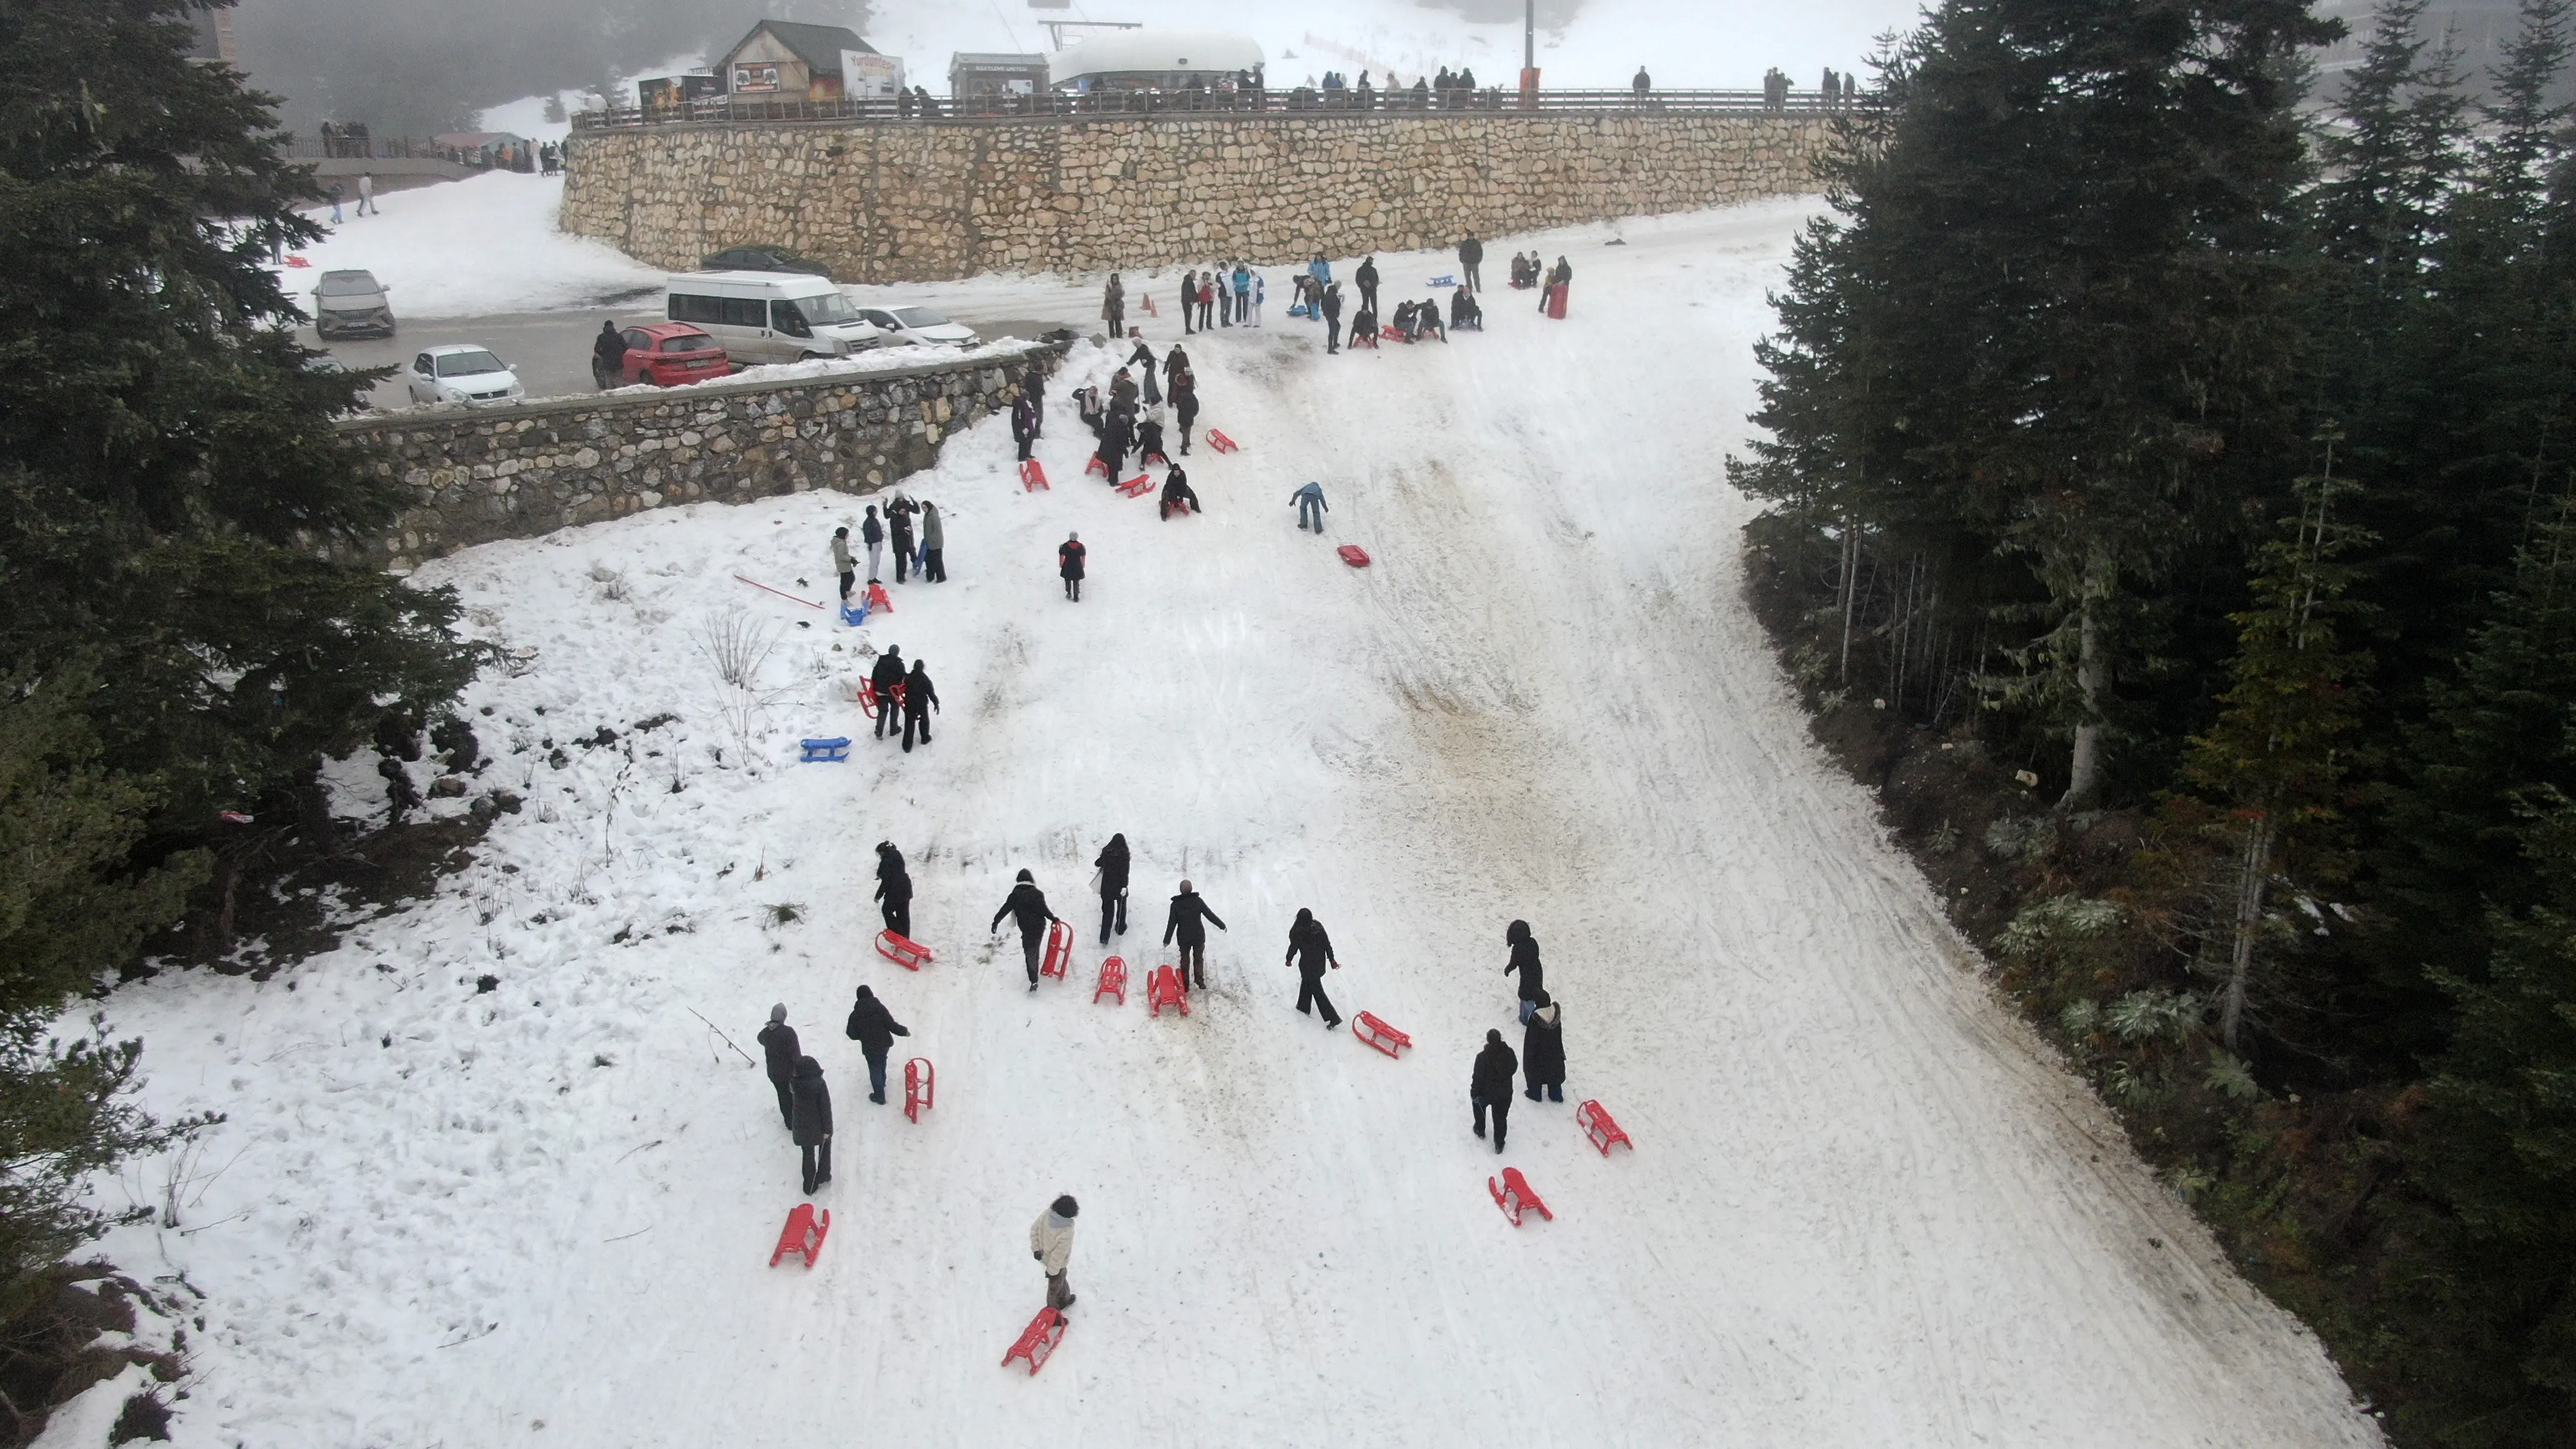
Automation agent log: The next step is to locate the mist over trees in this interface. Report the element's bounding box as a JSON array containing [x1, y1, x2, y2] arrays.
[[229, 0, 873, 138]]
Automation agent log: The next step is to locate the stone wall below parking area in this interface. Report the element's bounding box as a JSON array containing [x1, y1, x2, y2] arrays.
[[339, 345, 1059, 569]]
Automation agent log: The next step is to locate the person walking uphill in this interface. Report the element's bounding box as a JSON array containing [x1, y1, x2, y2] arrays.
[[1522, 991, 1566, 1103], [874, 840, 912, 938], [1356, 255, 1380, 314], [1031, 1195, 1079, 1316], [1292, 481, 1329, 533], [1505, 919, 1545, 1023], [757, 1004, 799, 1128], [869, 645, 907, 741], [901, 657, 939, 752], [1094, 833, 1131, 945], [843, 984, 912, 1104], [1164, 880, 1227, 989], [1058, 532, 1086, 602], [1285, 907, 1343, 1028], [1470, 1030, 1517, 1153], [992, 869, 1060, 990], [791, 1055, 833, 1193], [1102, 273, 1125, 339]]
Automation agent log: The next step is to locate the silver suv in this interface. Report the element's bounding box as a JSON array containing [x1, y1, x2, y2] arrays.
[[311, 269, 395, 339]]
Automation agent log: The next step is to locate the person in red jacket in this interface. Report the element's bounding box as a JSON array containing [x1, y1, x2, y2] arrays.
[[1059, 531, 1086, 601]]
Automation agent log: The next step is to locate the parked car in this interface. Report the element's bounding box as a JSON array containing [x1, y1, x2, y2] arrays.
[[598, 322, 730, 388], [310, 269, 395, 339], [853, 305, 980, 347], [698, 245, 832, 278], [664, 271, 886, 366], [405, 345, 526, 406]]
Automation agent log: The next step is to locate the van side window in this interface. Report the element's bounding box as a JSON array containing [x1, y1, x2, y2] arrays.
[[726, 297, 765, 328], [668, 292, 718, 325], [772, 299, 813, 337]]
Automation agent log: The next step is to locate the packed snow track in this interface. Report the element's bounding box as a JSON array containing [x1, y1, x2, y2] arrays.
[[99, 201, 2381, 1448]]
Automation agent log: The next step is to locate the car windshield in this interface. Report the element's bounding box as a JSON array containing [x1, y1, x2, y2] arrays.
[[317, 272, 381, 296], [436, 350, 506, 377], [795, 290, 862, 326], [892, 307, 951, 328], [659, 334, 713, 353]]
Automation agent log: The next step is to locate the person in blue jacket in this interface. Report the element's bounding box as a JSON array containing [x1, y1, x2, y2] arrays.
[[1291, 481, 1329, 533]]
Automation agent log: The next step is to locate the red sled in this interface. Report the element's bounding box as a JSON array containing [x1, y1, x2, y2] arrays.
[[1148, 963, 1189, 1017], [1003, 1306, 1067, 1374], [1116, 474, 1155, 498], [1020, 459, 1050, 491], [1352, 1011, 1410, 1059], [876, 929, 934, 971], [866, 582, 893, 614], [1039, 918, 1072, 980], [1085, 455, 1108, 477], [1546, 283, 1569, 320], [1577, 1099, 1633, 1157], [1095, 955, 1128, 1005], [904, 1057, 934, 1122], [1207, 430, 1240, 453], [858, 677, 906, 719], [770, 1203, 831, 1267], [1490, 1168, 1553, 1226], [1337, 545, 1372, 568]]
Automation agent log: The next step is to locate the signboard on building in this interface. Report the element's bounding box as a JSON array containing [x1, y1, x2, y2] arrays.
[[732, 62, 781, 93], [844, 51, 906, 98]]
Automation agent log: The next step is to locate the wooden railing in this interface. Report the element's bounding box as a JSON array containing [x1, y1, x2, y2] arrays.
[[571, 87, 1855, 131]]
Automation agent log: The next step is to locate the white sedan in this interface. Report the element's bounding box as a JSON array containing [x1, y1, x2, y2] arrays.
[[405, 345, 526, 406], [853, 305, 980, 346]]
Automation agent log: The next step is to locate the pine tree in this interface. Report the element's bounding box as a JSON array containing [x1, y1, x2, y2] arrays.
[[2177, 443, 2374, 1050]]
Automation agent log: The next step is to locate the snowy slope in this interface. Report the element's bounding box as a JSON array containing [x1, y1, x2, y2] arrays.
[[95, 201, 2382, 1448], [279, 172, 664, 319]]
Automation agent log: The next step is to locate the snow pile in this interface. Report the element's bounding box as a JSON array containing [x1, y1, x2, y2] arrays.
[[91, 200, 2380, 1448], [594, 337, 1045, 401], [279, 172, 665, 318]]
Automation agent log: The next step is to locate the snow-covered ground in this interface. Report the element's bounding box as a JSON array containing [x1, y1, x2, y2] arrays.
[[94, 200, 2382, 1448], [279, 172, 663, 319]]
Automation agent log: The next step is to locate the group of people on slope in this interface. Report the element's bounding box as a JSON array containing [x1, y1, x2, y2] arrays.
[[986, 846, 1232, 993], [862, 643, 941, 752], [1470, 918, 1570, 1153], [830, 495, 947, 596], [1177, 263, 1263, 332], [757, 978, 913, 1196]]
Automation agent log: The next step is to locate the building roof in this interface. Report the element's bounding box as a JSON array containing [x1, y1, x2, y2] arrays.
[[721, 20, 876, 74], [951, 52, 1048, 70], [1050, 30, 1264, 86]]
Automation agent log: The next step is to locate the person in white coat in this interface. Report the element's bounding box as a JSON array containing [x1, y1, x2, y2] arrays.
[[1030, 1194, 1079, 1316]]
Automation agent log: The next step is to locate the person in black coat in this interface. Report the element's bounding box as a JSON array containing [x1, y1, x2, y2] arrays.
[[790, 1055, 833, 1193], [1159, 467, 1199, 520], [1458, 232, 1484, 292], [874, 840, 912, 938], [1470, 1029, 1517, 1152], [1012, 392, 1040, 461], [1169, 367, 1198, 456], [592, 320, 628, 388], [1521, 990, 1565, 1103], [902, 658, 939, 752], [887, 496, 917, 585], [843, 984, 913, 1104], [1163, 879, 1227, 989], [1284, 907, 1342, 1028], [869, 645, 907, 740], [1094, 833, 1130, 944], [1059, 532, 1086, 601], [1137, 411, 1168, 464], [1505, 918, 1544, 1023], [1321, 282, 1343, 354], [991, 869, 1060, 990], [1356, 255, 1380, 313], [757, 1003, 799, 1128]]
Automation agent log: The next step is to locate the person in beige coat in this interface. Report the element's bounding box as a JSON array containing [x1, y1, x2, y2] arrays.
[[1030, 1194, 1079, 1315]]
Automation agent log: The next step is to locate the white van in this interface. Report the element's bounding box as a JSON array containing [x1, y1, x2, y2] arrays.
[[664, 271, 886, 366]]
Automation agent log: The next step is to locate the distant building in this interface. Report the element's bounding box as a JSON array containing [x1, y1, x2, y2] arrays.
[[1048, 30, 1265, 93], [638, 75, 724, 115], [950, 53, 1050, 100], [717, 20, 880, 102], [185, 8, 234, 65]]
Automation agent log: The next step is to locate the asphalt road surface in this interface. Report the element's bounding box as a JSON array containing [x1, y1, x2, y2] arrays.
[[314, 310, 1080, 412]]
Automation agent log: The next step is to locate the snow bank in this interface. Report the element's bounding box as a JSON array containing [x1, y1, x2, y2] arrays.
[[94, 200, 2381, 1448], [594, 337, 1044, 401], [281, 172, 665, 319]]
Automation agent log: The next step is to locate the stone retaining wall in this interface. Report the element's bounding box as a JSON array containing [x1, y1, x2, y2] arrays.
[[561, 113, 1831, 283], [340, 346, 1059, 569]]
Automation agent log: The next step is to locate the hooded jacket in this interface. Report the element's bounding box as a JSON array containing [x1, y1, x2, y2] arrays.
[[904, 661, 938, 715], [1164, 890, 1227, 945], [869, 649, 907, 700], [1030, 1208, 1075, 1273], [1472, 1037, 1519, 1103], [1522, 1001, 1566, 1086], [993, 879, 1057, 938], [757, 1019, 800, 1083], [844, 987, 912, 1057], [1285, 910, 1335, 973], [790, 1057, 833, 1146], [1505, 922, 1544, 1002], [1095, 835, 1130, 897]]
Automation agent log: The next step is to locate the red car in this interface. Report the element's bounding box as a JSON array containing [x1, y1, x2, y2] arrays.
[[601, 322, 730, 386]]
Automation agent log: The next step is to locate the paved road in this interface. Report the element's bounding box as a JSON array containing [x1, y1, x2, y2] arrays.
[[314, 310, 1081, 412]]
